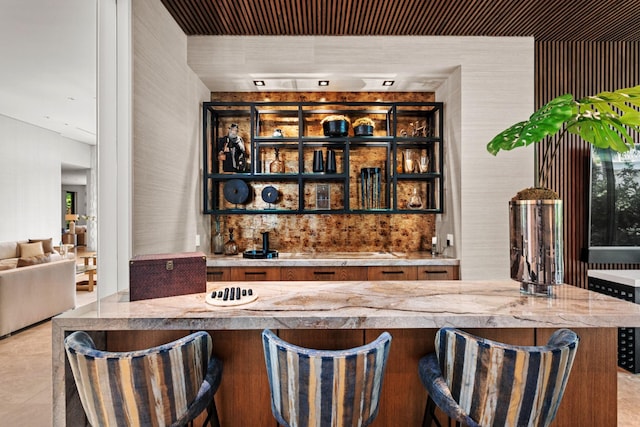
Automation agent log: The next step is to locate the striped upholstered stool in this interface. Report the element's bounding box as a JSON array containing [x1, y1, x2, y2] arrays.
[[419, 328, 579, 427], [261, 329, 392, 427], [64, 330, 222, 426]]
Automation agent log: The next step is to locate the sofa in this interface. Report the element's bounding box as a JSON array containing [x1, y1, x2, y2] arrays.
[[0, 238, 76, 337]]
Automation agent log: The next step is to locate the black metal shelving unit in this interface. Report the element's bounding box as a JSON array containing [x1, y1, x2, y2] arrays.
[[202, 101, 444, 215]]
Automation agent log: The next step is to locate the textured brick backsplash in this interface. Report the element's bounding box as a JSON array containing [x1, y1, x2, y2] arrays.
[[210, 91, 437, 254], [212, 214, 435, 253]]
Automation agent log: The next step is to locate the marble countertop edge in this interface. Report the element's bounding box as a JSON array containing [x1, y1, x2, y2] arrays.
[[53, 280, 640, 330]]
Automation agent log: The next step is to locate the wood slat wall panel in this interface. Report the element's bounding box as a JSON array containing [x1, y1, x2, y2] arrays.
[[536, 41, 640, 289], [161, 0, 640, 41]]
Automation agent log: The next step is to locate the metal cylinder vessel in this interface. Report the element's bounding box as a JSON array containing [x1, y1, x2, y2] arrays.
[[509, 200, 564, 296]]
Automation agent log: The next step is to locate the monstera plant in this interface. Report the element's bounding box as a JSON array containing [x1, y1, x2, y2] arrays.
[[487, 85, 640, 184], [486, 85, 640, 295]]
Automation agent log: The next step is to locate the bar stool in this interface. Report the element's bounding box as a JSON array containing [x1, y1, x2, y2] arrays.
[[418, 327, 579, 427], [261, 329, 392, 427], [65, 330, 222, 426]]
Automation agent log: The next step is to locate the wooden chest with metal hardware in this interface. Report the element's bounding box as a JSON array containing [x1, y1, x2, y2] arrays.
[[129, 252, 206, 301]]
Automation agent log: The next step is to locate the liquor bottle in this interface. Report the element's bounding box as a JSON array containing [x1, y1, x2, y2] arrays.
[[269, 148, 284, 173]]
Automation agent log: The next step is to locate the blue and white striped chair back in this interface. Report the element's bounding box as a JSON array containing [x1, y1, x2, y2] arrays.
[[261, 329, 392, 427], [434, 328, 579, 427], [65, 330, 219, 426]]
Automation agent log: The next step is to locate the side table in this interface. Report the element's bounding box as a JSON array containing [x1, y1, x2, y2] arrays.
[[76, 265, 97, 292]]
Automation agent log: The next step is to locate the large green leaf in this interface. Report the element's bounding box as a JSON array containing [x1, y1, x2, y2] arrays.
[[487, 86, 640, 156], [487, 94, 575, 155], [567, 85, 640, 152]]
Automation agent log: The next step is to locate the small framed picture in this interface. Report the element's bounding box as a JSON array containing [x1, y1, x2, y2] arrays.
[[316, 184, 330, 210]]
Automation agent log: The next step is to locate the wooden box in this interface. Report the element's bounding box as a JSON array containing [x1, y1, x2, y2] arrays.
[[129, 252, 206, 301]]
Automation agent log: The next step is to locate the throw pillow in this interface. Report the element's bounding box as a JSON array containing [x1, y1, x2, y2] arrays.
[[29, 238, 54, 254], [17, 254, 51, 267], [19, 241, 44, 258], [0, 241, 18, 259]]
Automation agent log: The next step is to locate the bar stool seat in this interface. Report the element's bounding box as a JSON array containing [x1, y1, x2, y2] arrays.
[[261, 329, 392, 427], [419, 327, 579, 427], [65, 330, 222, 426]]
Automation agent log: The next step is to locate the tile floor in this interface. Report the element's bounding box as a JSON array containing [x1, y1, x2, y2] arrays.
[[0, 250, 638, 425]]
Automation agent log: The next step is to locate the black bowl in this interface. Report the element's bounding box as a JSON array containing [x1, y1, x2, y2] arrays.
[[354, 124, 374, 136], [323, 120, 349, 137]]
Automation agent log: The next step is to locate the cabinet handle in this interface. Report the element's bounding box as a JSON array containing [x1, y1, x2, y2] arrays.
[[313, 271, 335, 275], [209, 271, 224, 276], [245, 271, 267, 276], [423, 270, 448, 274], [382, 270, 404, 275]]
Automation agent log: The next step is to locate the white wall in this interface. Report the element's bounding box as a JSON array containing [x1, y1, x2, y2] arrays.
[[131, 0, 211, 256], [97, 0, 210, 298], [457, 38, 535, 279], [435, 67, 462, 260], [0, 113, 91, 243], [187, 36, 535, 279]]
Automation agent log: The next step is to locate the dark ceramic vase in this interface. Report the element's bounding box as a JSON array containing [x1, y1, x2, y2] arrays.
[[353, 124, 374, 136], [323, 120, 349, 137]]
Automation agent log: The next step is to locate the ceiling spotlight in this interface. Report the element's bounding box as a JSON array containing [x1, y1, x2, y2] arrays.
[[382, 80, 395, 87], [253, 80, 265, 86], [318, 80, 330, 86]]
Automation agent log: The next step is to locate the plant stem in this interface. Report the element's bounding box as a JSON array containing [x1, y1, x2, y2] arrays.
[[538, 128, 567, 187]]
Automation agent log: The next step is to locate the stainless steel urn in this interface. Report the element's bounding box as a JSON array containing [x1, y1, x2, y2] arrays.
[[509, 200, 564, 296]]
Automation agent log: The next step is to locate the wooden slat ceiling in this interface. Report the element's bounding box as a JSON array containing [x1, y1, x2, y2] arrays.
[[161, 0, 640, 42]]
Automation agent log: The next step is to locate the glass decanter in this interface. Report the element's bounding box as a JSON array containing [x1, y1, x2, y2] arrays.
[[224, 228, 239, 256], [269, 148, 285, 173], [408, 186, 423, 209]]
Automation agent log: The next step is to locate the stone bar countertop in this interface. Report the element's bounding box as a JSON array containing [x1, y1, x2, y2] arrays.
[[54, 280, 640, 330], [206, 251, 459, 267], [53, 280, 640, 426]]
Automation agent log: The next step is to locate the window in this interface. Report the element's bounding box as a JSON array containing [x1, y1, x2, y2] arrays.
[[66, 191, 76, 214]]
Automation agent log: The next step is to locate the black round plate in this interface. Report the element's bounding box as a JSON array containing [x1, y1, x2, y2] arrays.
[[223, 179, 249, 205], [261, 185, 279, 204]]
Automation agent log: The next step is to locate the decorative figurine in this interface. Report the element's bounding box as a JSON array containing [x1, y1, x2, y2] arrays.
[[218, 123, 247, 172]]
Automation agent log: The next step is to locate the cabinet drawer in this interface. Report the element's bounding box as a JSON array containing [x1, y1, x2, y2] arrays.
[[281, 267, 368, 281], [368, 266, 417, 281], [417, 266, 459, 280], [230, 267, 281, 281], [206, 267, 230, 282]]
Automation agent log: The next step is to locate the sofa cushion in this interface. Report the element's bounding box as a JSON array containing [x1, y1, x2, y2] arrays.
[[0, 258, 18, 269], [19, 242, 44, 258], [0, 241, 18, 260], [29, 238, 54, 254], [17, 254, 51, 267]]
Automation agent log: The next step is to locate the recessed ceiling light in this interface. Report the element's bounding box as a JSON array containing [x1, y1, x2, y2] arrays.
[[318, 80, 330, 86], [382, 80, 395, 87], [253, 80, 265, 86]]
